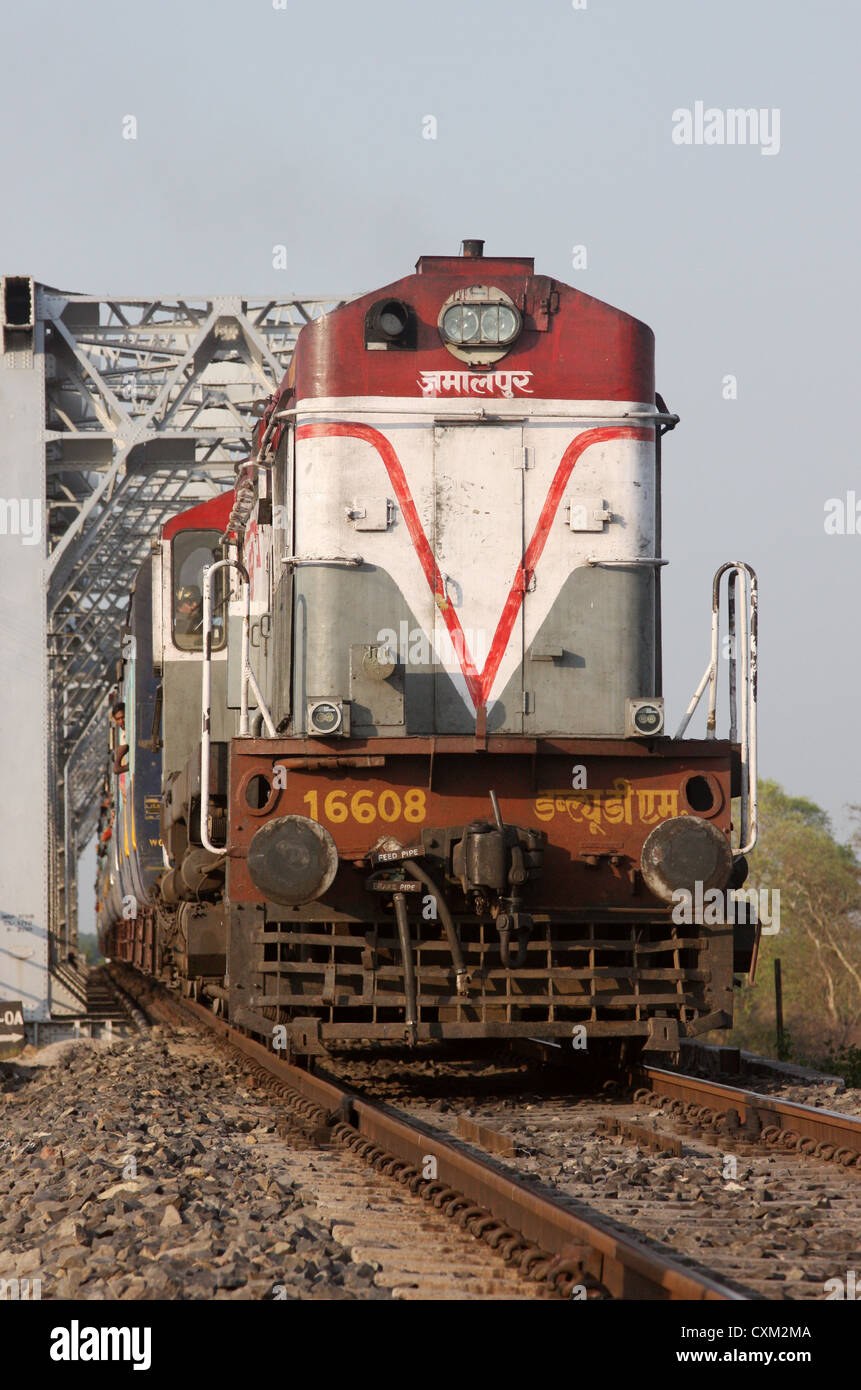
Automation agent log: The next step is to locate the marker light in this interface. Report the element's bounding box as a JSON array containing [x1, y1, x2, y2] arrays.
[[634, 704, 662, 734], [308, 700, 343, 735]]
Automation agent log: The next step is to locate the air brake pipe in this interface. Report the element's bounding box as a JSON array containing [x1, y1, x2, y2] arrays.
[[393, 893, 418, 1046], [403, 861, 469, 997], [488, 790, 530, 968], [497, 919, 530, 970], [255, 414, 279, 465]]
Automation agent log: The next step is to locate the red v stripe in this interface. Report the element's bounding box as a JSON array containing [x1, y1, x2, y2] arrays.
[[296, 420, 652, 709], [297, 420, 484, 706]]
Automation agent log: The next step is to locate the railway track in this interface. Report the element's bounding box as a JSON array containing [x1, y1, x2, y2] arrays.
[[108, 965, 746, 1301], [633, 1065, 861, 1168], [108, 966, 861, 1301], [331, 1041, 861, 1300]]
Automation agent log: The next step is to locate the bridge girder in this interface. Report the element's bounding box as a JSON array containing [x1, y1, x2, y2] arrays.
[[0, 277, 349, 1001]]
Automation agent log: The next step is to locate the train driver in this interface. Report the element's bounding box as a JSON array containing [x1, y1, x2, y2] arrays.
[[175, 584, 204, 637]]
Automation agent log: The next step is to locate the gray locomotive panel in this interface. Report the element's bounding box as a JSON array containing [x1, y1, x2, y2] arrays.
[[287, 561, 655, 737]]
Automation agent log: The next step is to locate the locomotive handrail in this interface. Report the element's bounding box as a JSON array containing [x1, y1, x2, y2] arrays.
[[674, 562, 758, 854], [281, 554, 364, 568], [200, 560, 277, 857], [585, 556, 669, 567], [275, 405, 682, 423]]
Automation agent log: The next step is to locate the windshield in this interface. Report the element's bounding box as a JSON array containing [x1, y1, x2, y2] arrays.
[[172, 530, 225, 651]]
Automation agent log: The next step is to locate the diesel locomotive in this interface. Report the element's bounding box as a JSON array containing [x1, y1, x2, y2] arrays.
[[96, 239, 759, 1059]]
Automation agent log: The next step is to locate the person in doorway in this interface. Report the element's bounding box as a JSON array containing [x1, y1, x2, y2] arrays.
[[175, 584, 204, 637]]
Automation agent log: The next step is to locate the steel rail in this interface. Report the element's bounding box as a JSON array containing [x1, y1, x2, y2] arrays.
[[637, 1065, 861, 1163], [130, 981, 746, 1301]]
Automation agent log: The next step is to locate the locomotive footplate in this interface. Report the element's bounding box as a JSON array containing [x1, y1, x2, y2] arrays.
[[226, 737, 740, 1054]]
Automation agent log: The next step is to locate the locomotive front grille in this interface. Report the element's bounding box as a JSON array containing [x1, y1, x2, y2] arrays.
[[246, 916, 713, 1041]]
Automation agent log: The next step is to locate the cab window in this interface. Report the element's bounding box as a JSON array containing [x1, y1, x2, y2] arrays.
[[172, 530, 225, 651]]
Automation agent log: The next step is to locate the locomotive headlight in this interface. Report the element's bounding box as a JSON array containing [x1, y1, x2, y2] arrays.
[[479, 304, 520, 344], [438, 287, 522, 362], [441, 304, 480, 344], [247, 814, 339, 906], [640, 816, 733, 905]]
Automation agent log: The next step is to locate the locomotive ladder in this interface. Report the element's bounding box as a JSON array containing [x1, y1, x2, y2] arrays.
[[199, 558, 277, 855]]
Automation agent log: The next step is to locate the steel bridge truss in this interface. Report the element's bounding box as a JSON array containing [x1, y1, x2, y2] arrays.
[[37, 286, 347, 946]]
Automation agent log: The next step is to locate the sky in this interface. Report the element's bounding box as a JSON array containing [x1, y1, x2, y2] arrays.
[[2, 0, 860, 929]]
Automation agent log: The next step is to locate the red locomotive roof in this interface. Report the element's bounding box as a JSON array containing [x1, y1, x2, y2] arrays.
[[283, 247, 654, 405], [162, 489, 234, 540], [415, 254, 536, 275]]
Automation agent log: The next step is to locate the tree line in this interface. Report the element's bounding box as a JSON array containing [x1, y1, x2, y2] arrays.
[[725, 780, 861, 1082]]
